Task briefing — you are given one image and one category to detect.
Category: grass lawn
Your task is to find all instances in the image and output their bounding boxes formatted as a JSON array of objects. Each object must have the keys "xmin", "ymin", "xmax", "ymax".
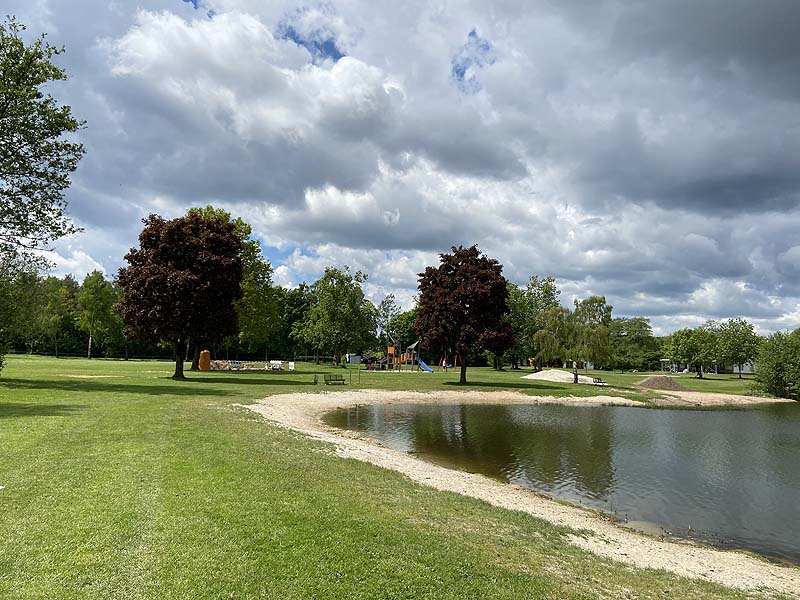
[
  {"xmin": 574, "ymin": 369, "xmax": 758, "ymax": 395},
  {"xmin": 0, "ymin": 356, "xmax": 775, "ymax": 599}
]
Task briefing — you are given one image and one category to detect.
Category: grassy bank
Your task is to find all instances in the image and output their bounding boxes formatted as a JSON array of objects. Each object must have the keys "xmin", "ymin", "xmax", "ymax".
[{"xmin": 0, "ymin": 356, "xmax": 778, "ymax": 598}]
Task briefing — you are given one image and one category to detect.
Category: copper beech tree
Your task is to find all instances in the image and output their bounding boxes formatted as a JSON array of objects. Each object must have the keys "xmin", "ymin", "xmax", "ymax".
[
  {"xmin": 117, "ymin": 213, "xmax": 243, "ymax": 379},
  {"xmin": 415, "ymin": 245, "xmax": 512, "ymax": 384}
]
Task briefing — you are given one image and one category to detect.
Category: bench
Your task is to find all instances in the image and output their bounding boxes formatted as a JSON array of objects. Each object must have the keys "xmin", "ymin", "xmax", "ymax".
[
  {"xmin": 592, "ymin": 377, "xmax": 607, "ymax": 386},
  {"xmin": 324, "ymin": 374, "xmax": 346, "ymax": 385}
]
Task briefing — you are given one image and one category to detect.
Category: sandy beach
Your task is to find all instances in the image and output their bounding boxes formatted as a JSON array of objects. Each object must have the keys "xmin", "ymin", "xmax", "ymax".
[{"xmin": 244, "ymin": 389, "xmax": 799, "ymax": 597}]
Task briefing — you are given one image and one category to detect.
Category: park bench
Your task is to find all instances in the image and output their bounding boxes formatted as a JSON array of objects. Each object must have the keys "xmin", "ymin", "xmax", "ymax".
[
  {"xmin": 592, "ymin": 377, "xmax": 607, "ymax": 386},
  {"xmin": 324, "ymin": 374, "xmax": 346, "ymax": 385}
]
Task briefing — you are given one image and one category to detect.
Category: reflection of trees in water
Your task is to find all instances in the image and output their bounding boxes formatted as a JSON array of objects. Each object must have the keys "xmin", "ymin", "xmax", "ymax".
[
  {"xmin": 510, "ymin": 408, "xmax": 614, "ymax": 499},
  {"xmin": 408, "ymin": 405, "xmax": 516, "ymax": 480},
  {"xmin": 408, "ymin": 405, "xmax": 615, "ymax": 499}
]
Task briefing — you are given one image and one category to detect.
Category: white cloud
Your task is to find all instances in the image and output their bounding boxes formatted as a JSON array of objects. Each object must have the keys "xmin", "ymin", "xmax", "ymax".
[{"xmin": 4, "ymin": 0, "xmax": 800, "ymax": 333}]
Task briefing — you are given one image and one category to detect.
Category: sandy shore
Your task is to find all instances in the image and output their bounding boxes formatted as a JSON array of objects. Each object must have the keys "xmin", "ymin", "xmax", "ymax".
[
  {"xmin": 650, "ymin": 390, "xmax": 796, "ymax": 407},
  {"xmin": 244, "ymin": 389, "xmax": 799, "ymax": 597}
]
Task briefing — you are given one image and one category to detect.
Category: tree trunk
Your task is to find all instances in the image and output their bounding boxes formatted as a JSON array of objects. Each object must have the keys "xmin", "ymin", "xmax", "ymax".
[
  {"xmin": 54, "ymin": 336, "xmax": 59, "ymax": 359},
  {"xmin": 173, "ymin": 340, "xmax": 187, "ymax": 380},
  {"xmin": 697, "ymin": 364, "xmax": 704, "ymax": 379},
  {"xmin": 573, "ymin": 366, "xmax": 578, "ymax": 384},
  {"xmin": 190, "ymin": 345, "xmax": 201, "ymax": 371},
  {"xmin": 87, "ymin": 310, "xmax": 95, "ymax": 359},
  {"xmin": 459, "ymin": 361, "xmax": 468, "ymax": 385},
  {"xmin": 738, "ymin": 363, "xmax": 743, "ymax": 379}
]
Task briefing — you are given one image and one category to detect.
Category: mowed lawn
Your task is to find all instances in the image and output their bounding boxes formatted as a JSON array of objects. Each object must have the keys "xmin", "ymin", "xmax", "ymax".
[{"xmin": 0, "ymin": 356, "xmax": 765, "ymax": 599}]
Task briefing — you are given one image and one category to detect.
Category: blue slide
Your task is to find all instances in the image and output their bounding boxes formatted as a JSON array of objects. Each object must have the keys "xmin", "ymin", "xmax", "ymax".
[{"xmin": 418, "ymin": 359, "xmax": 433, "ymax": 373}]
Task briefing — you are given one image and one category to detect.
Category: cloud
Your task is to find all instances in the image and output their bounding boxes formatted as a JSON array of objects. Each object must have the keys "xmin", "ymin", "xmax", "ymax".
[{"xmin": 5, "ymin": 0, "xmax": 800, "ymax": 333}]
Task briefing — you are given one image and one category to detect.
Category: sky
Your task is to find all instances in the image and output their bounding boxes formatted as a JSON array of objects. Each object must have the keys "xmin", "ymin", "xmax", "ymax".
[{"xmin": 8, "ymin": 0, "xmax": 800, "ymax": 335}]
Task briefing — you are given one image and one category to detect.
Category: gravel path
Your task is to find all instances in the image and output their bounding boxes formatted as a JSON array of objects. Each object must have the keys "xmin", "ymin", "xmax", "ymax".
[{"xmin": 244, "ymin": 389, "xmax": 799, "ymax": 597}]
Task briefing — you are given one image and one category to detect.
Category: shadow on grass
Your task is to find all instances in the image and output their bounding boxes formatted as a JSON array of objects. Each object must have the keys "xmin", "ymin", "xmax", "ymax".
[
  {"xmin": 190, "ymin": 376, "xmax": 309, "ymax": 386},
  {"xmin": 0, "ymin": 378, "xmax": 234, "ymax": 396},
  {"xmin": 0, "ymin": 402, "xmax": 86, "ymax": 418},
  {"xmin": 0, "ymin": 375, "xmax": 311, "ymax": 396}
]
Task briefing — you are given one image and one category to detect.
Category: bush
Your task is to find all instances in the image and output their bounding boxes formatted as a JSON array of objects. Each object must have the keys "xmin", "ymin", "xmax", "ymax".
[{"xmin": 755, "ymin": 329, "xmax": 800, "ymax": 400}]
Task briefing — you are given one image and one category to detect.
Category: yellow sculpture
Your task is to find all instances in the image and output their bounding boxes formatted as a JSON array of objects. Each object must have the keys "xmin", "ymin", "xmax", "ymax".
[{"xmin": 199, "ymin": 349, "xmax": 211, "ymax": 371}]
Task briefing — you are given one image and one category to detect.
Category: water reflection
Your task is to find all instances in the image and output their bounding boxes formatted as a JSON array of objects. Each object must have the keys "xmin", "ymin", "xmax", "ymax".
[{"xmin": 324, "ymin": 402, "xmax": 800, "ymax": 563}]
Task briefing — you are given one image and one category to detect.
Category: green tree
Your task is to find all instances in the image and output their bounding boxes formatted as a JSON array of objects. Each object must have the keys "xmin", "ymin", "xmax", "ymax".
[
  {"xmin": 77, "ymin": 271, "xmax": 116, "ymax": 359},
  {"xmin": 273, "ymin": 284, "xmax": 312, "ymax": 358},
  {"xmin": 666, "ymin": 323, "xmax": 717, "ymax": 378},
  {"xmin": 755, "ymin": 329, "xmax": 800, "ymax": 399},
  {"xmin": 506, "ymin": 276, "xmax": 562, "ymax": 370},
  {"xmin": 504, "ymin": 283, "xmax": 528, "ymax": 369},
  {"xmin": 7, "ymin": 270, "xmax": 45, "ymax": 352},
  {"xmin": 415, "ymin": 245, "xmax": 511, "ymax": 384},
  {"xmin": 572, "ymin": 296, "xmax": 613, "ymax": 369},
  {"xmin": 610, "ymin": 316, "xmax": 655, "ymax": 373},
  {"xmin": 377, "ymin": 293, "xmax": 401, "ymax": 341},
  {"xmin": 387, "ymin": 308, "xmax": 418, "ymax": 349},
  {"xmin": 294, "ymin": 266, "xmax": 377, "ymax": 366},
  {"xmin": 117, "ymin": 213, "xmax": 244, "ymax": 379},
  {"xmin": 533, "ymin": 305, "xmax": 575, "ymax": 367},
  {"xmin": 39, "ymin": 276, "xmax": 76, "ymax": 358},
  {"xmin": 718, "ymin": 317, "xmax": 760, "ymax": 378},
  {"xmin": 525, "ymin": 276, "xmax": 561, "ymax": 367},
  {"xmin": 0, "ymin": 17, "xmax": 84, "ymax": 269}
]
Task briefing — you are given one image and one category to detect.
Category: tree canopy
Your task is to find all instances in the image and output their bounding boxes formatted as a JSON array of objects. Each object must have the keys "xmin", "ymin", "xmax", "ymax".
[
  {"xmin": 117, "ymin": 212, "xmax": 243, "ymax": 379},
  {"xmin": 185, "ymin": 206, "xmax": 278, "ymax": 361},
  {"xmin": 666, "ymin": 323, "xmax": 718, "ymax": 377},
  {"xmin": 0, "ymin": 17, "xmax": 84, "ymax": 271},
  {"xmin": 755, "ymin": 328, "xmax": 800, "ymax": 400},
  {"xmin": 610, "ymin": 316, "xmax": 656, "ymax": 373},
  {"xmin": 76, "ymin": 270, "xmax": 117, "ymax": 359},
  {"xmin": 387, "ymin": 308, "xmax": 418, "ymax": 349},
  {"xmin": 293, "ymin": 266, "xmax": 376, "ymax": 365},
  {"xmin": 718, "ymin": 317, "xmax": 760, "ymax": 378},
  {"xmin": 415, "ymin": 245, "xmax": 510, "ymax": 384}
]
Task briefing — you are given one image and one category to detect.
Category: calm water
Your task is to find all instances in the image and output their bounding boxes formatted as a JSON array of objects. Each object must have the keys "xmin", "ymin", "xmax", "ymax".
[{"xmin": 324, "ymin": 403, "xmax": 800, "ymax": 563}]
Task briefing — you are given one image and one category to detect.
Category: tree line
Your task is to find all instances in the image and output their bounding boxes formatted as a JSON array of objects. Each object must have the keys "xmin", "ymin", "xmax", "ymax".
[{"xmin": 1, "ymin": 224, "xmax": 783, "ymax": 387}]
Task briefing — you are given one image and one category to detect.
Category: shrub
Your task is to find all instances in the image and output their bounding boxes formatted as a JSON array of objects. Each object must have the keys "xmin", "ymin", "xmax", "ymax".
[{"xmin": 755, "ymin": 329, "xmax": 800, "ymax": 400}]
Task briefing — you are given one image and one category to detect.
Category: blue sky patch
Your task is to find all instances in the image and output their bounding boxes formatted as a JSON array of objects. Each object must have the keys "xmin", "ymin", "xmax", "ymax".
[
  {"xmin": 181, "ymin": 0, "xmax": 215, "ymax": 19},
  {"xmin": 451, "ymin": 29, "xmax": 495, "ymax": 93},
  {"xmin": 276, "ymin": 7, "xmax": 345, "ymax": 63}
]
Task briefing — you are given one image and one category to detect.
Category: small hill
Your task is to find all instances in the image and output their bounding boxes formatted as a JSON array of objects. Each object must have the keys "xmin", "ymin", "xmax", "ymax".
[{"xmin": 637, "ymin": 375, "xmax": 690, "ymax": 391}]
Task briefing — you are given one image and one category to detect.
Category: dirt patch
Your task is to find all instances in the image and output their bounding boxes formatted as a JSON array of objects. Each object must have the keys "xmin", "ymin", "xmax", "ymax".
[
  {"xmin": 637, "ymin": 375, "xmax": 690, "ymax": 391},
  {"xmin": 243, "ymin": 390, "xmax": 800, "ymax": 597}
]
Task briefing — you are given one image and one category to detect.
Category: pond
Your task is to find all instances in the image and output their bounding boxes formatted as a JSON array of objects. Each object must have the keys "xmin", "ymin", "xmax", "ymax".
[{"xmin": 323, "ymin": 402, "xmax": 800, "ymax": 563}]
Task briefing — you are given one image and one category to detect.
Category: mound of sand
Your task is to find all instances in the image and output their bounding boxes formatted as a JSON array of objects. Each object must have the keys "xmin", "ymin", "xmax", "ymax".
[
  {"xmin": 521, "ymin": 369, "xmax": 596, "ymax": 385},
  {"xmin": 637, "ymin": 375, "xmax": 690, "ymax": 391}
]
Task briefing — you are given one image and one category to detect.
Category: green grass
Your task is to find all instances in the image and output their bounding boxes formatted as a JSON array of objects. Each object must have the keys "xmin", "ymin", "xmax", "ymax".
[
  {"xmin": 0, "ymin": 356, "xmax": 782, "ymax": 599},
  {"xmin": 574, "ymin": 369, "xmax": 758, "ymax": 396}
]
